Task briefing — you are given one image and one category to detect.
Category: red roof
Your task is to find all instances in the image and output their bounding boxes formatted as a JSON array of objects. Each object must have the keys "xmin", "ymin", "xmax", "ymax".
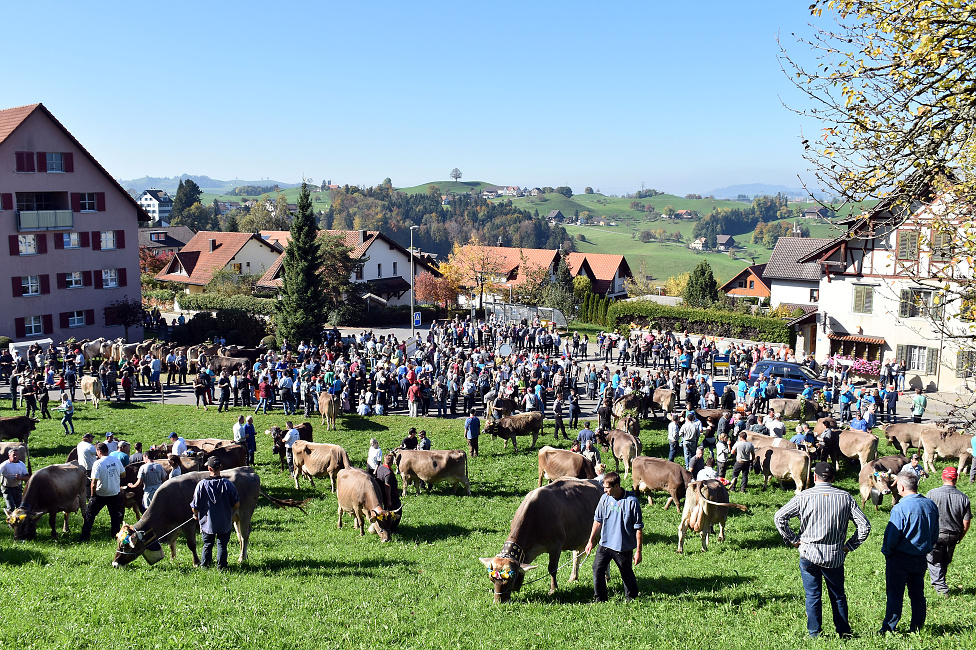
[
  {"xmin": 155, "ymin": 231, "xmax": 279, "ymax": 286},
  {"xmin": 0, "ymin": 103, "xmax": 150, "ymax": 221},
  {"xmin": 565, "ymin": 252, "xmax": 631, "ymax": 294},
  {"xmin": 457, "ymin": 246, "xmax": 560, "ymax": 288},
  {"xmin": 719, "ymin": 264, "xmax": 770, "ymax": 293}
]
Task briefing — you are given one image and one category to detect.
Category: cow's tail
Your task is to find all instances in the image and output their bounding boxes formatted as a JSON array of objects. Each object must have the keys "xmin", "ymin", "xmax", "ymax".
[
  {"xmin": 259, "ymin": 490, "xmax": 311, "ymax": 514},
  {"xmin": 341, "ymin": 447, "xmax": 353, "ymax": 470}
]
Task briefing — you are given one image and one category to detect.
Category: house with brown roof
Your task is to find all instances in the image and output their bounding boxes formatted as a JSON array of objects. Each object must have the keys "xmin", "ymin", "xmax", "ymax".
[
  {"xmin": 565, "ymin": 252, "xmax": 632, "ymax": 298},
  {"xmin": 451, "ymin": 245, "xmax": 560, "ymax": 303},
  {"xmin": 719, "ymin": 264, "xmax": 770, "ymax": 299},
  {"xmin": 255, "ymin": 229, "xmax": 439, "ymax": 306},
  {"xmin": 1, "ymin": 103, "xmax": 148, "ymax": 343},
  {"xmin": 155, "ymin": 231, "xmax": 281, "ymax": 293}
]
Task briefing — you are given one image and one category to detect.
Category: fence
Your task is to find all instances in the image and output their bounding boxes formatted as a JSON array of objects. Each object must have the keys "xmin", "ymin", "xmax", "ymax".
[{"xmin": 484, "ymin": 303, "xmax": 568, "ymax": 328}]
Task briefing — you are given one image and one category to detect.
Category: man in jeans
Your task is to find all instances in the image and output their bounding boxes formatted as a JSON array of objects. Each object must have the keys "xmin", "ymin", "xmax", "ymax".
[
  {"xmin": 190, "ymin": 456, "xmax": 240, "ymax": 569},
  {"xmin": 775, "ymin": 462, "xmax": 871, "ymax": 639},
  {"xmin": 79, "ymin": 442, "xmax": 125, "ymax": 541},
  {"xmin": 729, "ymin": 430, "xmax": 755, "ymax": 493}
]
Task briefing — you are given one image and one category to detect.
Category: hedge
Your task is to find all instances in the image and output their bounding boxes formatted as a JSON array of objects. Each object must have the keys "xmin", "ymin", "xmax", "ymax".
[
  {"xmin": 143, "ymin": 289, "xmax": 175, "ymax": 303},
  {"xmin": 607, "ymin": 299, "xmax": 795, "ymax": 345},
  {"xmin": 175, "ymin": 294, "xmax": 277, "ymax": 315}
]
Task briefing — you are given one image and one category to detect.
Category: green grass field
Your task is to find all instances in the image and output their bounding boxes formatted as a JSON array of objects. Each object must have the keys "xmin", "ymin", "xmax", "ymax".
[
  {"xmin": 395, "ymin": 180, "xmax": 498, "ymax": 196},
  {"xmin": 1, "ymin": 397, "xmax": 973, "ymax": 649}
]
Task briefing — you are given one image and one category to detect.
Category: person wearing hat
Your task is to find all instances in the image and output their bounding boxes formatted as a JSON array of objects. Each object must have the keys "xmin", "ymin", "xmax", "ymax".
[
  {"xmin": 924, "ymin": 466, "xmax": 971, "ymax": 596},
  {"xmin": 76, "ymin": 433, "xmax": 98, "ymax": 477},
  {"xmin": 190, "ymin": 456, "xmax": 240, "ymax": 569},
  {"xmin": 103, "ymin": 433, "xmax": 118, "ymax": 454},
  {"xmin": 79, "ymin": 442, "xmax": 125, "ymax": 542},
  {"xmin": 168, "ymin": 433, "xmax": 188, "ymax": 456},
  {"xmin": 774, "ymin": 462, "xmax": 871, "ymax": 639}
]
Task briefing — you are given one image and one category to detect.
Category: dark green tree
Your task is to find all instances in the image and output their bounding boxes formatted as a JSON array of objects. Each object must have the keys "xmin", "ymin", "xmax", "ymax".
[
  {"xmin": 684, "ymin": 260, "xmax": 719, "ymax": 308},
  {"xmin": 275, "ymin": 182, "xmax": 327, "ymax": 343},
  {"xmin": 171, "ymin": 178, "xmax": 202, "ymax": 223}
]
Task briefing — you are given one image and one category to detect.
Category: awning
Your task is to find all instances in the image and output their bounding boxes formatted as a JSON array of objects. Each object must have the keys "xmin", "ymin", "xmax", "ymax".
[
  {"xmin": 827, "ymin": 333, "xmax": 885, "ymax": 345},
  {"xmin": 364, "ymin": 277, "xmax": 411, "ymax": 294}
]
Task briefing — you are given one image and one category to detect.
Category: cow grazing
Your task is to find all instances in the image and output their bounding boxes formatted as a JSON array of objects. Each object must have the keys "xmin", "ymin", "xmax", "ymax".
[
  {"xmin": 0, "ymin": 415, "xmax": 38, "ymax": 445},
  {"xmin": 630, "ymin": 457, "xmax": 694, "ymax": 510},
  {"xmin": 318, "ymin": 393, "xmax": 338, "ymax": 430},
  {"xmin": 880, "ymin": 422, "xmax": 928, "ymax": 456},
  {"xmin": 838, "ymin": 429, "xmax": 879, "ymax": 467},
  {"xmin": 292, "ymin": 440, "xmax": 352, "ymax": 491},
  {"xmin": 268, "ymin": 423, "xmax": 314, "ymax": 472},
  {"xmin": 0, "ymin": 442, "xmax": 31, "ymax": 473},
  {"xmin": 336, "ymin": 468, "xmax": 400, "ymax": 542},
  {"xmin": 920, "ymin": 428, "xmax": 975, "ymax": 475},
  {"xmin": 485, "ymin": 412, "xmax": 543, "ymax": 451},
  {"xmin": 614, "ymin": 415, "xmax": 640, "ymax": 439},
  {"xmin": 677, "ymin": 479, "xmax": 747, "ymax": 553},
  {"xmin": 857, "ymin": 455, "xmax": 909, "ymax": 510},
  {"xmin": 395, "ymin": 449, "xmax": 470, "ymax": 496},
  {"xmin": 480, "ymin": 478, "xmax": 603, "ymax": 602},
  {"xmin": 200, "ymin": 443, "xmax": 247, "ymax": 471},
  {"xmin": 768, "ymin": 398, "xmax": 817, "ymax": 421},
  {"xmin": 6, "ymin": 463, "xmax": 87, "ymax": 540},
  {"xmin": 112, "ymin": 467, "xmax": 305, "ymax": 567},
  {"xmin": 753, "ymin": 447, "xmax": 812, "ymax": 494},
  {"xmin": 80, "ymin": 375, "xmax": 101, "ymax": 408},
  {"xmin": 537, "ymin": 446, "xmax": 597, "ymax": 487},
  {"xmin": 601, "ymin": 429, "xmax": 642, "ymax": 478}
]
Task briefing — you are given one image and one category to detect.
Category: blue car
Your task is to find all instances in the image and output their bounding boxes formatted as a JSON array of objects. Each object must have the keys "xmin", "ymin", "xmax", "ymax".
[{"xmin": 747, "ymin": 361, "xmax": 826, "ymax": 398}]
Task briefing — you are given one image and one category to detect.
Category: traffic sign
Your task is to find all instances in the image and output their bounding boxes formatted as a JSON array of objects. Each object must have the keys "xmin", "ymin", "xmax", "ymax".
[{"xmin": 414, "ymin": 311, "xmax": 421, "ymax": 327}]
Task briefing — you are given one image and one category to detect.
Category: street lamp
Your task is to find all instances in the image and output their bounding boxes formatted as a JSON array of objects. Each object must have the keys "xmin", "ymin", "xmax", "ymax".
[{"xmin": 410, "ymin": 225, "xmax": 419, "ymax": 342}]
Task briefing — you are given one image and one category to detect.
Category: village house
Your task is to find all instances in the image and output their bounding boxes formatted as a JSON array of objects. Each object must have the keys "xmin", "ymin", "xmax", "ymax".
[
  {"xmin": 137, "ymin": 225, "xmax": 195, "ymax": 256},
  {"xmin": 566, "ymin": 252, "xmax": 632, "ymax": 299},
  {"xmin": 719, "ymin": 264, "xmax": 770, "ymax": 299},
  {"xmin": 137, "ymin": 189, "xmax": 173, "ymax": 226},
  {"xmin": 688, "ymin": 237, "xmax": 707, "ymax": 251},
  {"xmin": 155, "ymin": 231, "xmax": 281, "ymax": 294},
  {"xmin": 716, "ymin": 234, "xmax": 736, "ymax": 251}
]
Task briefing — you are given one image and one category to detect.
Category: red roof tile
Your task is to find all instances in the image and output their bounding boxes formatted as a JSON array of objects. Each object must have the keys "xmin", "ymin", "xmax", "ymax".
[
  {"xmin": 155, "ymin": 231, "xmax": 278, "ymax": 286},
  {"xmin": 566, "ymin": 252, "xmax": 631, "ymax": 283}
]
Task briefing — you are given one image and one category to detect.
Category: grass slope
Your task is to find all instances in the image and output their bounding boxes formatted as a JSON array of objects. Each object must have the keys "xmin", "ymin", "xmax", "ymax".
[
  {"xmin": 199, "ymin": 187, "xmax": 333, "ymax": 209},
  {"xmin": 396, "ymin": 180, "xmax": 497, "ymax": 195},
  {"xmin": 1, "ymin": 398, "xmax": 973, "ymax": 649}
]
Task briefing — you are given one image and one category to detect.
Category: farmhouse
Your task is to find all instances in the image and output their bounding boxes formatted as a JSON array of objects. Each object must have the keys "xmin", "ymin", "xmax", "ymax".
[
  {"xmin": 566, "ymin": 252, "xmax": 632, "ymax": 298},
  {"xmin": 546, "ymin": 210, "xmax": 564, "ymax": 222},
  {"xmin": 716, "ymin": 234, "xmax": 736, "ymax": 250},
  {"xmin": 719, "ymin": 264, "xmax": 769, "ymax": 299},
  {"xmin": 688, "ymin": 237, "xmax": 707, "ymax": 251},
  {"xmin": 256, "ymin": 229, "xmax": 438, "ymax": 306},
  {"xmin": 764, "ymin": 237, "xmax": 831, "ymax": 307},
  {"xmin": 450, "ymin": 245, "xmax": 560, "ymax": 305},
  {"xmin": 155, "ymin": 231, "xmax": 281, "ymax": 294},
  {"xmin": 1, "ymin": 103, "xmax": 148, "ymax": 343}
]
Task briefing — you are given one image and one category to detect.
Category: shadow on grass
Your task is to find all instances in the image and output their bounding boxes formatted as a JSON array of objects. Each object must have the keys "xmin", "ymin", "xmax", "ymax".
[
  {"xmin": 240, "ymin": 556, "xmax": 416, "ymax": 576},
  {"xmin": 396, "ymin": 522, "xmax": 483, "ymax": 543},
  {"xmin": 0, "ymin": 546, "xmax": 47, "ymax": 565},
  {"xmin": 337, "ymin": 417, "xmax": 389, "ymax": 433}
]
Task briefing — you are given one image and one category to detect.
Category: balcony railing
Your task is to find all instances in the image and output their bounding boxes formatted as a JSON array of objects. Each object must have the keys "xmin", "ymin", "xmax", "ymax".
[{"xmin": 17, "ymin": 210, "xmax": 74, "ymax": 231}]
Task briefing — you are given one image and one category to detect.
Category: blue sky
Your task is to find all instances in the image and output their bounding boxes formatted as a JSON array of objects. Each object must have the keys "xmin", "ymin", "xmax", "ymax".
[{"xmin": 3, "ymin": 1, "xmax": 825, "ymax": 195}]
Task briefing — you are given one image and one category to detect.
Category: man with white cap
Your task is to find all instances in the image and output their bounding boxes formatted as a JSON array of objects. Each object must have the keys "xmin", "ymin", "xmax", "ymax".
[{"xmin": 925, "ymin": 466, "xmax": 971, "ymax": 595}]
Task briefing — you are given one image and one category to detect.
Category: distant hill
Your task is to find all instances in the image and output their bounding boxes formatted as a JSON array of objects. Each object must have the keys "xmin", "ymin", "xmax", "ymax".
[
  {"xmin": 706, "ymin": 183, "xmax": 826, "ymax": 201},
  {"xmin": 395, "ymin": 180, "xmax": 499, "ymax": 195},
  {"xmin": 119, "ymin": 175, "xmax": 302, "ymax": 194}
]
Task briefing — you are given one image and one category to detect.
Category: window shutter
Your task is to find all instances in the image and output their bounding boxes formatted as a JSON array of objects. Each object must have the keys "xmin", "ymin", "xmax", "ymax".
[
  {"xmin": 8, "ymin": 235, "xmax": 19, "ymax": 256},
  {"xmin": 897, "ymin": 232, "xmax": 908, "ymax": 260},
  {"xmin": 42, "ymin": 314, "xmax": 53, "ymax": 335},
  {"xmin": 11, "ymin": 276, "xmax": 22, "ymax": 298},
  {"xmin": 852, "ymin": 287, "xmax": 863, "ymax": 313},
  {"xmin": 15, "ymin": 151, "xmax": 35, "ymax": 172},
  {"xmin": 94, "ymin": 271, "xmax": 103, "ymax": 289},
  {"xmin": 63, "ymin": 152, "xmax": 73, "ymax": 172},
  {"xmin": 926, "ymin": 347, "xmax": 939, "ymax": 375},
  {"xmin": 118, "ymin": 268, "xmax": 127, "ymax": 287},
  {"xmin": 37, "ymin": 234, "xmax": 47, "ymax": 254},
  {"xmin": 36, "ymin": 152, "xmax": 47, "ymax": 173},
  {"xmin": 57, "ymin": 273, "xmax": 67, "ymax": 290},
  {"xmin": 15, "ymin": 152, "xmax": 26, "ymax": 172},
  {"xmin": 40, "ymin": 275, "xmax": 50, "ymax": 295},
  {"xmin": 863, "ymin": 287, "xmax": 873, "ymax": 313},
  {"xmin": 84, "ymin": 309, "xmax": 95, "ymax": 326},
  {"xmin": 14, "ymin": 318, "xmax": 26, "ymax": 339},
  {"xmin": 60, "ymin": 312, "xmax": 70, "ymax": 329},
  {"xmin": 96, "ymin": 193, "xmax": 106, "ymax": 212},
  {"xmin": 0, "ymin": 194, "xmax": 11, "ymax": 210},
  {"xmin": 70, "ymin": 193, "xmax": 81, "ymax": 212},
  {"xmin": 957, "ymin": 351, "xmax": 968, "ymax": 378},
  {"xmin": 91, "ymin": 231, "xmax": 101, "ymax": 251},
  {"xmin": 899, "ymin": 289, "xmax": 911, "ymax": 318},
  {"xmin": 895, "ymin": 344, "xmax": 906, "ymax": 365},
  {"xmin": 54, "ymin": 234, "xmax": 64, "ymax": 250},
  {"xmin": 80, "ymin": 231, "xmax": 90, "ymax": 248},
  {"xmin": 82, "ymin": 271, "xmax": 92, "ymax": 287},
  {"xmin": 115, "ymin": 230, "xmax": 125, "ymax": 249}
]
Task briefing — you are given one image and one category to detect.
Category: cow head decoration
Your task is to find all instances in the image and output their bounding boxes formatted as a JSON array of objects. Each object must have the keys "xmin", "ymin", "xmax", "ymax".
[
  {"xmin": 480, "ymin": 541, "xmax": 538, "ymax": 603},
  {"xmin": 112, "ymin": 523, "xmax": 165, "ymax": 567},
  {"xmin": 366, "ymin": 507, "xmax": 401, "ymax": 542},
  {"xmin": 6, "ymin": 506, "xmax": 44, "ymax": 541}
]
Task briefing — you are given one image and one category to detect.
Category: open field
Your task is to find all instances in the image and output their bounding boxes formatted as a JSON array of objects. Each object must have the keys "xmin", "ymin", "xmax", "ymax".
[
  {"xmin": 199, "ymin": 186, "xmax": 333, "ymax": 208},
  {"xmin": 396, "ymin": 180, "xmax": 498, "ymax": 196},
  {"xmin": 1, "ymin": 398, "xmax": 973, "ymax": 649}
]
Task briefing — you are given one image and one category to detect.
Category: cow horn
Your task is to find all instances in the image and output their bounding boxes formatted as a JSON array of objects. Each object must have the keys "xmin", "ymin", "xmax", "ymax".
[{"xmin": 392, "ymin": 506, "xmax": 403, "ymax": 514}]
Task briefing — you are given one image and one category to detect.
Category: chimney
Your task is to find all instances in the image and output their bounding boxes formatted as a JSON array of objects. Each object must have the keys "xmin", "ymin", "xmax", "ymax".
[
  {"xmin": 359, "ymin": 229, "xmax": 368, "ymax": 244},
  {"xmin": 208, "ymin": 238, "xmax": 216, "ymax": 253}
]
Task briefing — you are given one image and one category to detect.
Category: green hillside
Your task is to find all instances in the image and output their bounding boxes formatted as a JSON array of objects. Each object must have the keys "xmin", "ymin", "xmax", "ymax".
[
  {"xmin": 200, "ymin": 186, "xmax": 332, "ymax": 208},
  {"xmin": 395, "ymin": 180, "xmax": 497, "ymax": 195}
]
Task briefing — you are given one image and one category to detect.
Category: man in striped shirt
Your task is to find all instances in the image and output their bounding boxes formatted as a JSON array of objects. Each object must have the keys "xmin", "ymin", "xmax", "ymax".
[{"xmin": 774, "ymin": 462, "xmax": 872, "ymax": 639}]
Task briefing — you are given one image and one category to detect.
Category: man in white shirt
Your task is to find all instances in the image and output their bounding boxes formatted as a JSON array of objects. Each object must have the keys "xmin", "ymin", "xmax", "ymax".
[
  {"xmin": 79, "ymin": 442, "xmax": 124, "ymax": 541},
  {"xmin": 233, "ymin": 415, "xmax": 246, "ymax": 444},
  {"xmin": 76, "ymin": 433, "xmax": 98, "ymax": 477},
  {"xmin": 282, "ymin": 421, "xmax": 300, "ymax": 474},
  {"xmin": 767, "ymin": 412, "xmax": 786, "ymax": 438},
  {"xmin": 168, "ymin": 432, "xmax": 188, "ymax": 456},
  {"xmin": 0, "ymin": 449, "xmax": 30, "ymax": 514},
  {"xmin": 104, "ymin": 432, "xmax": 119, "ymax": 453}
]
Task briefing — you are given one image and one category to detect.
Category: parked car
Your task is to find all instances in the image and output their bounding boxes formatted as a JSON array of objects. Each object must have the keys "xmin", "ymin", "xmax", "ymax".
[{"xmin": 747, "ymin": 360, "xmax": 827, "ymax": 398}]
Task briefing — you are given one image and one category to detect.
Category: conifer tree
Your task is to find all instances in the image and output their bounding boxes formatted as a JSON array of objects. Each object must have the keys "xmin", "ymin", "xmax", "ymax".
[{"xmin": 275, "ymin": 181, "xmax": 326, "ymax": 343}]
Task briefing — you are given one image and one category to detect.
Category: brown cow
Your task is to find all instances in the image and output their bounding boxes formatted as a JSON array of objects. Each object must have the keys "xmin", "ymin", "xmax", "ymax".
[
  {"xmin": 292, "ymin": 440, "xmax": 352, "ymax": 491},
  {"xmin": 768, "ymin": 398, "xmax": 817, "ymax": 421},
  {"xmin": 0, "ymin": 442, "xmax": 31, "ymax": 473},
  {"xmin": 0, "ymin": 416, "xmax": 37, "ymax": 445},
  {"xmin": 267, "ymin": 424, "xmax": 314, "ymax": 472},
  {"xmin": 920, "ymin": 428, "xmax": 975, "ymax": 475},
  {"xmin": 694, "ymin": 408, "xmax": 726, "ymax": 423},
  {"xmin": 601, "ymin": 429, "xmax": 642, "ymax": 478},
  {"xmin": 612, "ymin": 393, "xmax": 644, "ymax": 419},
  {"xmin": 5, "ymin": 463, "xmax": 87, "ymax": 540},
  {"xmin": 480, "ymin": 478, "xmax": 603, "ymax": 602},
  {"xmin": 537, "ymin": 446, "xmax": 597, "ymax": 486},
  {"xmin": 650, "ymin": 389, "xmax": 677, "ymax": 417},
  {"xmin": 838, "ymin": 429, "xmax": 879, "ymax": 467},
  {"xmin": 880, "ymin": 422, "xmax": 928, "ymax": 456},
  {"xmin": 753, "ymin": 447, "xmax": 811, "ymax": 494},
  {"xmin": 631, "ymin": 457, "xmax": 694, "ymax": 510},
  {"xmin": 318, "ymin": 393, "xmax": 338, "ymax": 430},
  {"xmin": 209, "ymin": 356, "xmax": 249, "ymax": 375},
  {"xmin": 485, "ymin": 412, "xmax": 543, "ymax": 451},
  {"xmin": 677, "ymin": 479, "xmax": 747, "ymax": 553},
  {"xmin": 395, "ymin": 449, "xmax": 470, "ymax": 496},
  {"xmin": 614, "ymin": 415, "xmax": 640, "ymax": 439},
  {"xmin": 200, "ymin": 444, "xmax": 247, "ymax": 470},
  {"xmin": 336, "ymin": 468, "xmax": 400, "ymax": 542},
  {"xmin": 812, "ymin": 417, "xmax": 839, "ymax": 434},
  {"xmin": 746, "ymin": 431, "xmax": 799, "ymax": 450},
  {"xmin": 489, "ymin": 397, "xmax": 518, "ymax": 420},
  {"xmin": 857, "ymin": 455, "xmax": 909, "ymax": 510}
]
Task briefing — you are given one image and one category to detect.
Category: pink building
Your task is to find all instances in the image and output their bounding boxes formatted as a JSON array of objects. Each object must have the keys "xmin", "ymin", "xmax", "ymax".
[{"xmin": 1, "ymin": 104, "xmax": 148, "ymax": 343}]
